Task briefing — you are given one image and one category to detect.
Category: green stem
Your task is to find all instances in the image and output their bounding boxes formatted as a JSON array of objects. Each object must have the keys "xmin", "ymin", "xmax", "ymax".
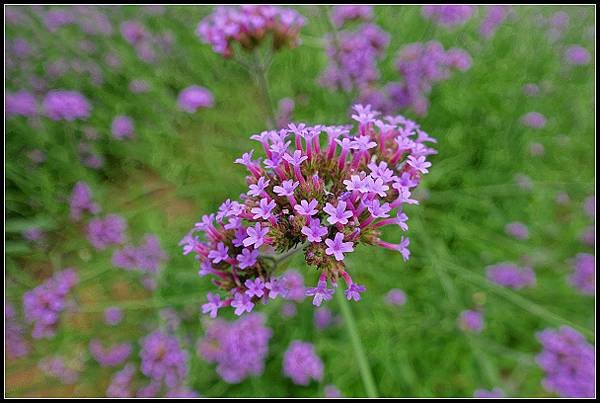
[
  {"xmin": 250, "ymin": 52, "xmax": 277, "ymax": 129},
  {"xmin": 336, "ymin": 291, "xmax": 378, "ymax": 397}
]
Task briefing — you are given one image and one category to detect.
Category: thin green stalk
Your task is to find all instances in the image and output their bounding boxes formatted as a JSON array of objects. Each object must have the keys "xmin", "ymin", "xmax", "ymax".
[
  {"xmin": 250, "ymin": 52, "xmax": 277, "ymax": 129},
  {"xmin": 336, "ymin": 290, "xmax": 379, "ymax": 398}
]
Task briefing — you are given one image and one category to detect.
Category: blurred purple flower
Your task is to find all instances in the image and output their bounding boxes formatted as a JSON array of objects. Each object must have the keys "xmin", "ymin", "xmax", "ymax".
[{"xmin": 283, "ymin": 340, "xmax": 324, "ymax": 385}]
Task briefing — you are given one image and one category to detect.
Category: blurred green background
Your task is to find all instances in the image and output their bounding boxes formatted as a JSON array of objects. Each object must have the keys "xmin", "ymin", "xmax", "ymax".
[{"xmin": 5, "ymin": 5, "xmax": 595, "ymax": 398}]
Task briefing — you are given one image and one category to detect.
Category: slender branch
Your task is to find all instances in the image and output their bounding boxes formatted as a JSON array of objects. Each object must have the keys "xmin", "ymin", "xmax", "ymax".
[
  {"xmin": 336, "ymin": 290, "xmax": 379, "ymax": 397},
  {"xmin": 250, "ymin": 51, "xmax": 277, "ymax": 129}
]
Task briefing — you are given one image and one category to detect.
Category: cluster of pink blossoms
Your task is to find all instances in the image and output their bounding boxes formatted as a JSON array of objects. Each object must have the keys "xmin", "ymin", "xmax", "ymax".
[
  {"xmin": 196, "ymin": 5, "xmax": 305, "ymax": 58},
  {"xmin": 182, "ymin": 104, "xmax": 436, "ymax": 316}
]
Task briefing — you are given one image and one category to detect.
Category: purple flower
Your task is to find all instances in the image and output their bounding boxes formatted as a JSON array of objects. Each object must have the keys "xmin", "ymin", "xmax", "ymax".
[
  {"xmin": 104, "ymin": 307, "xmax": 123, "ymax": 326},
  {"xmin": 458, "ymin": 310, "xmax": 484, "ymax": 333},
  {"xmin": 305, "ymin": 280, "xmax": 335, "ymax": 307},
  {"xmin": 5, "ymin": 302, "xmax": 29, "ymax": 359},
  {"xmin": 208, "ymin": 242, "xmax": 230, "ymax": 264},
  {"xmin": 479, "ymin": 6, "xmax": 510, "ymax": 39},
  {"xmin": 521, "ymin": 112, "xmax": 547, "ymax": 129},
  {"xmin": 505, "ymin": 222, "xmax": 529, "ymax": 240},
  {"xmin": 344, "ymin": 283, "xmax": 366, "ymax": 302},
  {"xmin": 324, "ymin": 232, "xmax": 354, "ymax": 261},
  {"xmin": 111, "ymin": 115, "xmax": 135, "ymax": 140},
  {"xmin": 38, "ymin": 356, "xmax": 80, "ymax": 385},
  {"xmin": 201, "ymin": 292, "xmax": 222, "ymax": 318},
  {"xmin": 569, "ymin": 254, "xmax": 594, "ymax": 295},
  {"xmin": 273, "ymin": 179, "xmax": 299, "ymax": 196},
  {"xmin": 245, "ymin": 278, "xmax": 266, "ymax": 298},
  {"xmin": 283, "ymin": 149, "xmax": 308, "ymax": 166},
  {"xmin": 197, "ymin": 313, "xmax": 272, "ymax": 383},
  {"xmin": 140, "ymin": 330, "xmax": 188, "ymax": 389},
  {"xmin": 295, "ymin": 199, "xmax": 319, "ymax": 217},
  {"xmin": 314, "ymin": 307, "xmax": 334, "ymax": 330},
  {"xmin": 237, "ymin": 248, "xmax": 259, "ymax": 269},
  {"xmin": 23, "ymin": 269, "xmax": 78, "ymax": 339},
  {"xmin": 231, "ymin": 292, "xmax": 255, "ymax": 316},
  {"xmin": 324, "ymin": 384, "xmax": 343, "ymax": 398},
  {"xmin": 283, "ymin": 341, "xmax": 324, "ymax": 385},
  {"xmin": 331, "ymin": 6, "xmax": 373, "ymax": 27},
  {"xmin": 178, "ymin": 85, "xmax": 214, "ymax": 112},
  {"xmin": 536, "ymin": 326, "xmax": 595, "ymax": 397},
  {"xmin": 69, "ymin": 181, "xmax": 100, "ymax": 221},
  {"xmin": 43, "ymin": 90, "xmax": 91, "ymax": 121},
  {"xmin": 6, "ymin": 90, "xmax": 37, "ymax": 118},
  {"xmin": 106, "ymin": 363, "xmax": 136, "ymax": 398},
  {"xmin": 301, "ymin": 218, "xmax": 329, "ymax": 243},
  {"xmin": 89, "ymin": 339, "xmax": 132, "ymax": 367},
  {"xmin": 323, "ymin": 201, "xmax": 353, "ymax": 225},
  {"xmin": 251, "ymin": 198, "xmax": 276, "ymax": 220},
  {"xmin": 421, "ymin": 5, "xmax": 474, "ymax": 27},
  {"xmin": 243, "ymin": 222, "xmax": 270, "ymax": 248},
  {"xmin": 486, "ymin": 263, "xmax": 536, "ymax": 289},
  {"xmin": 197, "ymin": 6, "xmax": 305, "ymax": 58},
  {"xmin": 385, "ymin": 288, "xmax": 407, "ymax": 306},
  {"xmin": 87, "ymin": 214, "xmax": 127, "ymax": 250},
  {"xmin": 565, "ymin": 45, "xmax": 591, "ymax": 66}
]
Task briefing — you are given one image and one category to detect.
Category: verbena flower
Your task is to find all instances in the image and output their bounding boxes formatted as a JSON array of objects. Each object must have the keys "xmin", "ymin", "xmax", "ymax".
[
  {"xmin": 536, "ymin": 326, "xmax": 595, "ymax": 397},
  {"xmin": 177, "ymin": 85, "xmax": 214, "ymax": 113},
  {"xmin": 106, "ymin": 363, "xmax": 136, "ymax": 398},
  {"xmin": 458, "ymin": 309, "xmax": 484, "ymax": 333},
  {"xmin": 479, "ymin": 6, "xmax": 510, "ymax": 39},
  {"xmin": 314, "ymin": 307, "xmax": 335, "ymax": 330},
  {"xmin": 385, "ymin": 288, "xmax": 407, "ymax": 306},
  {"xmin": 331, "ymin": 6, "xmax": 373, "ymax": 27},
  {"xmin": 421, "ymin": 5, "xmax": 475, "ymax": 28},
  {"xmin": 569, "ymin": 253, "xmax": 594, "ymax": 295},
  {"xmin": 183, "ymin": 104, "xmax": 436, "ymax": 316},
  {"xmin": 87, "ymin": 214, "xmax": 127, "ymax": 250},
  {"xmin": 564, "ymin": 45, "xmax": 591, "ymax": 66},
  {"xmin": 42, "ymin": 90, "xmax": 91, "ymax": 121},
  {"xmin": 111, "ymin": 115, "xmax": 135, "ymax": 140},
  {"xmin": 5, "ymin": 302, "xmax": 29, "ymax": 358},
  {"xmin": 104, "ymin": 306, "xmax": 123, "ymax": 326},
  {"xmin": 320, "ymin": 24, "xmax": 389, "ymax": 93},
  {"xmin": 5, "ymin": 90, "xmax": 37, "ymax": 118},
  {"xmin": 505, "ymin": 221, "xmax": 529, "ymax": 240},
  {"xmin": 324, "ymin": 384, "xmax": 343, "ymax": 398},
  {"xmin": 521, "ymin": 112, "xmax": 547, "ymax": 129},
  {"xmin": 89, "ymin": 340, "xmax": 132, "ymax": 367},
  {"xmin": 23, "ymin": 269, "xmax": 78, "ymax": 339},
  {"xmin": 197, "ymin": 5, "xmax": 305, "ymax": 58},
  {"xmin": 486, "ymin": 263, "xmax": 536, "ymax": 289},
  {"xmin": 197, "ymin": 313, "xmax": 272, "ymax": 383},
  {"xmin": 283, "ymin": 340, "xmax": 324, "ymax": 385},
  {"xmin": 140, "ymin": 330, "xmax": 188, "ymax": 389},
  {"xmin": 474, "ymin": 388, "xmax": 505, "ymax": 398}
]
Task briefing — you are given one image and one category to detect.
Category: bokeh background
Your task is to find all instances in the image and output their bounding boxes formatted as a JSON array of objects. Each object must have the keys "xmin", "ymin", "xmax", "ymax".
[{"xmin": 4, "ymin": 5, "xmax": 595, "ymax": 398}]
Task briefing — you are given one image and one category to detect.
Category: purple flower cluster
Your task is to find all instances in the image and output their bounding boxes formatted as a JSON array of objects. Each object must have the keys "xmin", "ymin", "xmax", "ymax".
[
  {"xmin": 276, "ymin": 97, "xmax": 296, "ymax": 128},
  {"xmin": 120, "ymin": 20, "xmax": 170, "ymax": 64},
  {"xmin": 521, "ymin": 112, "xmax": 547, "ymax": 129},
  {"xmin": 486, "ymin": 263, "xmax": 536, "ymax": 289},
  {"xmin": 569, "ymin": 253, "xmax": 594, "ymax": 296},
  {"xmin": 5, "ymin": 303, "xmax": 29, "ymax": 359},
  {"xmin": 177, "ymin": 85, "xmax": 214, "ymax": 113},
  {"xmin": 38, "ymin": 356, "xmax": 80, "ymax": 385},
  {"xmin": 421, "ymin": 5, "xmax": 475, "ymax": 28},
  {"xmin": 69, "ymin": 181, "xmax": 100, "ymax": 221},
  {"xmin": 385, "ymin": 288, "xmax": 407, "ymax": 306},
  {"xmin": 111, "ymin": 115, "xmax": 135, "ymax": 140},
  {"xmin": 6, "ymin": 90, "xmax": 37, "ymax": 118},
  {"xmin": 87, "ymin": 214, "xmax": 127, "ymax": 250},
  {"xmin": 331, "ymin": 5, "xmax": 373, "ymax": 27},
  {"xmin": 479, "ymin": 5, "xmax": 510, "ymax": 39},
  {"xmin": 106, "ymin": 363, "xmax": 136, "ymax": 398},
  {"xmin": 390, "ymin": 41, "xmax": 472, "ymax": 115},
  {"xmin": 112, "ymin": 234, "xmax": 168, "ymax": 274},
  {"xmin": 104, "ymin": 306, "xmax": 124, "ymax": 326},
  {"xmin": 197, "ymin": 5, "xmax": 306, "ymax": 58},
  {"xmin": 90, "ymin": 339, "xmax": 132, "ymax": 367},
  {"xmin": 197, "ymin": 313, "xmax": 272, "ymax": 383},
  {"xmin": 565, "ymin": 45, "xmax": 591, "ymax": 66},
  {"xmin": 23, "ymin": 269, "xmax": 78, "ymax": 339},
  {"xmin": 42, "ymin": 90, "xmax": 91, "ymax": 121},
  {"xmin": 283, "ymin": 341, "xmax": 324, "ymax": 385},
  {"xmin": 474, "ymin": 388, "xmax": 505, "ymax": 398},
  {"xmin": 458, "ymin": 309, "xmax": 484, "ymax": 333},
  {"xmin": 320, "ymin": 24, "xmax": 389, "ymax": 93},
  {"xmin": 536, "ymin": 326, "xmax": 595, "ymax": 397},
  {"xmin": 182, "ymin": 105, "xmax": 436, "ymax": 316},
  {"xmin": 505, "ymin": 221, "xmax": 529, "ymax": 240},
  {"xmin": 314, "ymin": 307, "xmax": 336, "ymax": 330},
  {"xmin": 139, "ymin": 330, "xmax": 188, "ymax": 389}
]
